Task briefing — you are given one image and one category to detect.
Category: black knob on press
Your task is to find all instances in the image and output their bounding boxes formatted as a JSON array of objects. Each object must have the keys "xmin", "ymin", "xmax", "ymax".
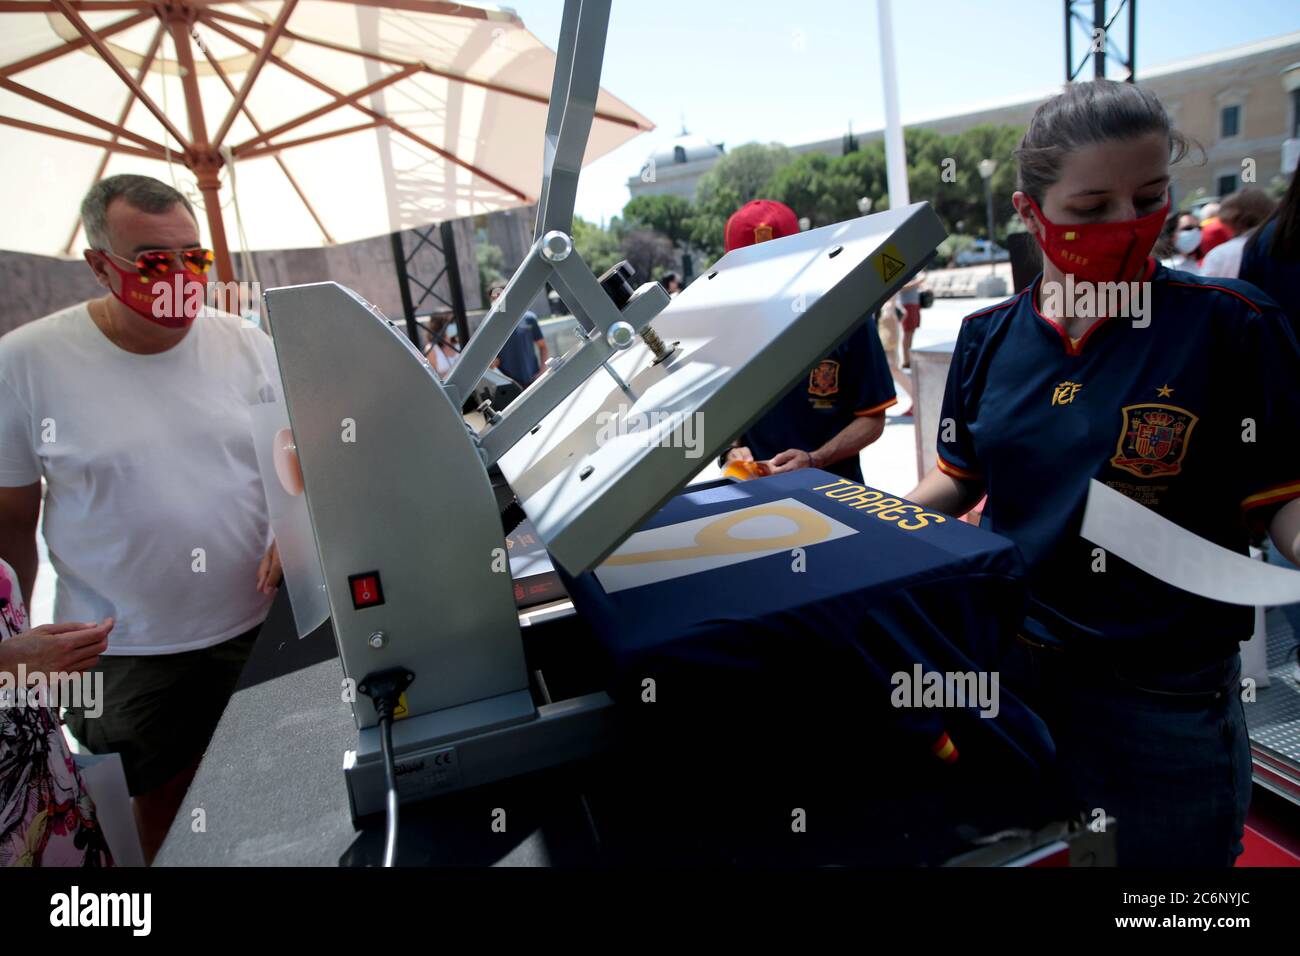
[{"xmin": 598, "ymin": 260, "xmax": 636, "ymax": 309}]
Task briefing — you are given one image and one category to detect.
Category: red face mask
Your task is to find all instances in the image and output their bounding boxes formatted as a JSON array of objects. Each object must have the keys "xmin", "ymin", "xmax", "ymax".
[
  {"xmin": 101, "ymin": 256, "xmax": 208, "ymax": 329},
  {"xmin": 1024, "ymin": 194, "xmax": 1169, "ymax": 283}
]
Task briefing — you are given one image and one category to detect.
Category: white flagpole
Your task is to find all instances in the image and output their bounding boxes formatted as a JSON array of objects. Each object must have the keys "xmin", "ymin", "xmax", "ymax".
[{"xmin": 877, "ymin": 0, "xmax": 910, "ymax": 210}]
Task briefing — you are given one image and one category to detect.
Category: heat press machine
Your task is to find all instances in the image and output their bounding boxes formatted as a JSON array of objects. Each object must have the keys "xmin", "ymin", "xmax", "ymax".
[{"xmin": 262, "ymin": 0, "xmax": 945, "ymax": 824}]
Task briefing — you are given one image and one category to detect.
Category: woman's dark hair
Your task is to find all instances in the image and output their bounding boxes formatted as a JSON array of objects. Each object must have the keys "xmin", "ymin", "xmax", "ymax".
[
  {"xmin": 1014, "ymin": 79, "xmax": 1194, "ymax": 203},
  {"xmin": 1244, "ymin": 171, "xmax": 1300, "ymax": 262}
]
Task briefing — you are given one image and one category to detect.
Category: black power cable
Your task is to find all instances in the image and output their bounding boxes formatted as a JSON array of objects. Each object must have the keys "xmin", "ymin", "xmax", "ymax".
[{"xmin": 358, "ymin": 668, "xmax": 414, "ymax": 868}]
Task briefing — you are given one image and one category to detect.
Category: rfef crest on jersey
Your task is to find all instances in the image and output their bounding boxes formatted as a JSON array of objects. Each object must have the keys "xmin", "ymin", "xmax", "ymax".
[
  {"xmin": 808, "ymin": 359, "xmax": 840, "ymax": 397},
  {"xmin": 1110, "ymin": 403, "xmax": 1197, "ymax": 478}
]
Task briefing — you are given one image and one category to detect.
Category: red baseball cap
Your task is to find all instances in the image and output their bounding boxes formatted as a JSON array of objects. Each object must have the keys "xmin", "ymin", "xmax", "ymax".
[{"xmin": 724, "ymin": 199, "xmax": 800, "ymax": 252}]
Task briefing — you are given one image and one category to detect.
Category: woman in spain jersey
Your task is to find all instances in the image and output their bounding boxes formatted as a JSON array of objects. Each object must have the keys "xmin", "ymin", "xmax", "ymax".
[{"xmin": 908, "ymin": 80, "xmax": 1300, "ymax": 866}]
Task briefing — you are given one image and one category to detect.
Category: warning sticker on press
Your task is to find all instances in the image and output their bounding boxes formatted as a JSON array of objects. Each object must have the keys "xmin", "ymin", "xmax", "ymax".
[{"xmin": 875, "ymin": 244, "xmax": 906, "ymax": 283}]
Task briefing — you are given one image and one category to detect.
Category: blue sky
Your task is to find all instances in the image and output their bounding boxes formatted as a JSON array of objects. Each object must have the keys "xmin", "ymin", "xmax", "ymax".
[{"xmin": 506, "ymin": 0, "xmax": 1299, "ymax": 222}]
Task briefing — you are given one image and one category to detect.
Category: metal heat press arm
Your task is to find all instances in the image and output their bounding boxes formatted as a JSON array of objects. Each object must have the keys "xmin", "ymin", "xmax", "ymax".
[
  {"xmin": 445, "ymin": 0, "xmax": 676, "ymax": 467},
  {"xmin": 263, "ymin": 0, "xmax": 947, "ymax": 822}
]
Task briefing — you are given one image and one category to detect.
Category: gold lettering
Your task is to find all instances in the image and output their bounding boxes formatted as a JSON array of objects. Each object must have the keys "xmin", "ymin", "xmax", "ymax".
[
  {"xmin": 811, "ymin": 479, "xmax": 854, "ymax": 492},
  {"xmin": 823, "ymin": 484, "xmax": 868, "ymax": 500}
]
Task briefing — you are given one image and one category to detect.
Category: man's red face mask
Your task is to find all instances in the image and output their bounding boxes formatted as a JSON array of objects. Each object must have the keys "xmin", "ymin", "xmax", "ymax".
[
  {"xmin": 100, "ymin": 247, "xmax": 213, "ymax": 329},
  {"xmin": 1024, "ymin": 194, "xmax": 1169, "ymax": 283}
]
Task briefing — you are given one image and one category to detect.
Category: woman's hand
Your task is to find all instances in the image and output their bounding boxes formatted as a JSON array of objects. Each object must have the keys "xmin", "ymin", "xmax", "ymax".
[{"xmin": 0, "ymin": 619, "xmax": 113, "ymax": 676}]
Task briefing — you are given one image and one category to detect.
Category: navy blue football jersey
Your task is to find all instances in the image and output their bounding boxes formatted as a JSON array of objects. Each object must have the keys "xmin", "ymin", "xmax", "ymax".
[
  {"xmin": 741, "ymin": 318, "xmax": 896, "ymax": 482},
  {"xmin": 1240, "ymin": 219, "xmax": 1300, "ymax": 329},
  {"xmin": 937, "ymin": 261, "xmax": 1300, "ymax": 661}
]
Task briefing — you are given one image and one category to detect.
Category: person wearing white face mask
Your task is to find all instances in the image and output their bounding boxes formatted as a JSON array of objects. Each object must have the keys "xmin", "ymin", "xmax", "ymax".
[{"xmin": 1163, "ymin": 211, "xmax": 1203, "ymax": 272}]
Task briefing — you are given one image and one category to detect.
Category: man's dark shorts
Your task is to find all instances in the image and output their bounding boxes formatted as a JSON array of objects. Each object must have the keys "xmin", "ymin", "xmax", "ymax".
[{"xmin": 64, "ymin": 626, "xmax": 259, "ymax": 796}]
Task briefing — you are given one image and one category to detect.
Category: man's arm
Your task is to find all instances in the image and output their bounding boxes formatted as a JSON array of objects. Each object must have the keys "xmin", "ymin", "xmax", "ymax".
[
  {"xmin": 0, "ymin": 482, "xmax": 41, "ymax": 607},
  {"xmin": 766, "ymin": 412, "xmax": 886, "ymax": 474},
  {"xmin": 812, "ymin": 412, "xmax": 886, "ymax": 469}
]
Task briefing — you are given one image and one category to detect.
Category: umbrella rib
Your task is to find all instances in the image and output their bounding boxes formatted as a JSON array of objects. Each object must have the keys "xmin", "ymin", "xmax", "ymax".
[
  {"xmin": 314, "ymin": 0, "xmax": 512, "ymax": 22},
  {"xmin": 207, "ymin": 9, "xmax": 413, "ymax": 67},
  {"xmin": 203, "ymin": 14, "xmax": 532, "ymax": 203},
  {"xmin": 0, "ymin": 77, "xmax": 167, "ymax": 155},
  {"xmin": 235, "ymin": 121, "xmax": 384, "ymax": 160},
  {"xmin": 50, "ymin": 0, "xmax": 191, "ymax": 150},
  {"xmin": 0, "ymin": 1, "xmax": 149, "ymax": 9},
  {"xmin": 371, "ymin": 115, "xmax": 532, "ymax": 203},
  {"xmin": 210, "ymin": 0, "xmax": 298, "ymax": 149},
  {"xmin": 233, "ymin": 63, "xmax": 422, "ymax": 155},
  {"xmin": 198, "ymin": 37, "xmax": 336, "ymax": 245},
  {"xmin": 203, "ymin": 7, "xmax": 648, "ymax": 130},
  {"xmin": 63, "ymin": 22, "xmax": 165, "ymax": 255},
  {"xmin": 0, "ymin": 9, "xmax": 152, "ymax": 78},
  {"xmin": 0, "ymin": 114, "xmax": 160, "ymax": 160}
]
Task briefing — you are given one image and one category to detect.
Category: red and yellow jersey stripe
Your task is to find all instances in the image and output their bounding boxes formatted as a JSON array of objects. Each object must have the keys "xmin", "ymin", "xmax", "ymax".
[
  {"xmin": 854, "ymin": 396, "xmax": 898, "ymax": 417},
  {"xmin": 936, "ymin": 454, "xmax": 981, "ymax": 482},
  {"xmin": 1242, "ymin": 479, "xmax": 1300, "ymax": 515}
]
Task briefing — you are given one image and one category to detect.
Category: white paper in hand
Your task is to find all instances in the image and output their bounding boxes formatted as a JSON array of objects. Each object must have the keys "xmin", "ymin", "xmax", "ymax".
[{"xmin": 1080, "ymin": 479, "xmax": 1300, "ymax": 607}]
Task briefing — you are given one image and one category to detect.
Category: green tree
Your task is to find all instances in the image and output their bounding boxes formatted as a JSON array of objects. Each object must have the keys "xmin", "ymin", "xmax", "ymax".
[
  {"xmin": 622, "ymin": 194, "xmax": 694, "ymax": 247},
  {"xmin": 765, "ymin": 152, "xmax": 865, "ymax": 227},
  {"xmin": 835, "ymin": 143, "xmax": 890, "ymax": 212},
  {"xmin": 571, "ymin": 216, "xmax": 622, "ymax": 276},
  {"xmin": 914, "ymin": 124, "xmax": 1023, "ymax": 242},
  {"xmin": 690, "ymin": 142, "xmax": 793, "ymax": 259}
]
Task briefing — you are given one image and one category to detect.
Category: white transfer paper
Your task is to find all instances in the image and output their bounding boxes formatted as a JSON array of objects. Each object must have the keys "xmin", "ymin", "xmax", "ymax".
[
  {"xmin": 249, "ymin": 401, "xmax": 330, "ymax": 637},
  {"xmin": 1080, "ymin": 479, "xmax": 1300, "ymax": 607}
]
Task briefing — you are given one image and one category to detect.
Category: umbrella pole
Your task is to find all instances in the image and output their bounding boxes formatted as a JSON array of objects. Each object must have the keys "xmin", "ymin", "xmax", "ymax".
[
  {"xmin": 165, "ymin": 10, "xmax": 235, "ymax": 283},
  {"xmin": 196, "ymin": 162, "xmax": 235, "ymax": 283}
]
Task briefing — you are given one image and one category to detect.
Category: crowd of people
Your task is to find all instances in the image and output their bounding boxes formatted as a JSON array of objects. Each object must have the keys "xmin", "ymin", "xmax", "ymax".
[
  {"xmin": 2, "ymin": 74, "xmax": 1299, "ymax": 868},
  {"xmin": 1155, "ymin": 187, "xmax": 1280, "ymax": 279}
]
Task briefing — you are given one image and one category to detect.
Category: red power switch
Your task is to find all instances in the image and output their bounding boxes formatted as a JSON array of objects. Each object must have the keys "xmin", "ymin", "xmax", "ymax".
[{"xmin": 348, "ymin": 571, "xmax": 385, "ymax": 609}]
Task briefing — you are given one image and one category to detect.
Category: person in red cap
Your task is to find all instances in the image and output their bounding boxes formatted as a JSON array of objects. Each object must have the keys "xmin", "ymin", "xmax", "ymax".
[{"xmin": 718, "ymin": 200, "xmax": 897, "ymax": 483}]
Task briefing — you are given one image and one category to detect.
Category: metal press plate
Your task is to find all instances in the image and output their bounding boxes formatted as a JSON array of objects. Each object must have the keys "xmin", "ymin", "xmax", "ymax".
[{"xmin": 496, "ymin": 202, "xmax": 947, "ymax": 574}]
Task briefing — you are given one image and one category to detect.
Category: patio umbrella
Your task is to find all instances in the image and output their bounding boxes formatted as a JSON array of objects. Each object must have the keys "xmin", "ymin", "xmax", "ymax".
[{"xmin": 0, "ymin": 0, "xmax": 653, "ymax": 278}]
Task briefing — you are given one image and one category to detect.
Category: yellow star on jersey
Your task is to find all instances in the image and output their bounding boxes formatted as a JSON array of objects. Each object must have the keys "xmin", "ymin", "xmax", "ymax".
[{"xmin": 1156, "ymin": 384, "xmax": 1174, "ymax": 397}]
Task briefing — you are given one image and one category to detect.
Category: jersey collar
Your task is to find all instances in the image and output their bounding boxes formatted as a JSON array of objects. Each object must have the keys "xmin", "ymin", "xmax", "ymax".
[{"xmin": 1029, "ymin": 257, "xmax": 1160, "ymax": 356}]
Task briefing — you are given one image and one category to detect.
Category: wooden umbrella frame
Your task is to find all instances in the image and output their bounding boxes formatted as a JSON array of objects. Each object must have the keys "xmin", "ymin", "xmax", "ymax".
[{"xmin": 0, "ymin": 0, "xmax": 648, "ymax": 279}]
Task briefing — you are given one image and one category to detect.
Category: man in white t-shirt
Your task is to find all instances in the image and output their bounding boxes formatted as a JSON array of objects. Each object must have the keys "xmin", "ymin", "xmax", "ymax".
[{"xmin": 0, "ymin": 174, "xmax": 281, "ymax": 862}]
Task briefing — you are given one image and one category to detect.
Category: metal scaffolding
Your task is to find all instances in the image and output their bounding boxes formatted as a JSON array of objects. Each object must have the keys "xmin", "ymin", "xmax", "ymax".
[
  {"xmin": 389, "ymin": 220, "xmax": 468, "ymax": 349},
  {"xmin": 1065, "ymin": 0, "xmax": 1137, "ymax": 84}
]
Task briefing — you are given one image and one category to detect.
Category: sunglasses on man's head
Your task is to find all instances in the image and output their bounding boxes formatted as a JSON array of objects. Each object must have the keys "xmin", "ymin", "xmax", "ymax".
[{"xmin": 102, "ymin": 246, "xmax": 214, "ymax": 282}]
